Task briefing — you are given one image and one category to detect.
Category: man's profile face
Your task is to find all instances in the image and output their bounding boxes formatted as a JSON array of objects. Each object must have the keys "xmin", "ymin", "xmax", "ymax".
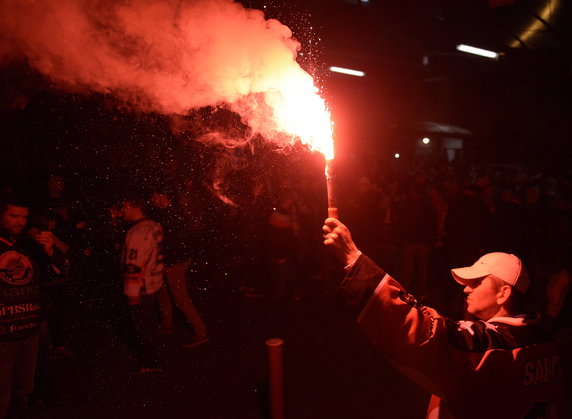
[
  {"xmin": 1, "ymin": 205, "xmax": 29, "ymax": 236},
  {"xmin": 462, "ymin": 275, "xmax": 503, "ymax": 320}
]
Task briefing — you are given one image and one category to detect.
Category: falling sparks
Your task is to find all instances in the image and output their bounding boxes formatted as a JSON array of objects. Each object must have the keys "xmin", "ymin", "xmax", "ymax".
[
  {"xmin": 0, "ymin": 0, "xmax": 333, "ymax": 158},
  {"xmin": 0, "ymin": 0, "xmax": 337, "ymax": 209}
]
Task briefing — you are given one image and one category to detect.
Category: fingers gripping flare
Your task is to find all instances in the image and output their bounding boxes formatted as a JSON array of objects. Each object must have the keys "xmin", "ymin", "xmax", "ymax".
[{"xmin": 322, "ymin": 218, "xmax": 361, "ymax": 266}]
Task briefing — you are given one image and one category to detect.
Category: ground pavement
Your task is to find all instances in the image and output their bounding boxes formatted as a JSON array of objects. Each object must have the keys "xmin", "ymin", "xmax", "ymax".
[{"xmin": 32, "ymin": 271, "xmax": 429, "ymax": 419}]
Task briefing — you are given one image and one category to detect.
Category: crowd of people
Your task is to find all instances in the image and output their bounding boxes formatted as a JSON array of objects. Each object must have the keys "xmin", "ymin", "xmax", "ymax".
[{"xmin": 1, "ymin": 152, "xmax": 571, "ymax": 417}]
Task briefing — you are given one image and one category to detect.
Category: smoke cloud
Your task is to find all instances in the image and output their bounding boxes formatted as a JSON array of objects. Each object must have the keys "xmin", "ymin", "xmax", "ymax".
[{"xmin": 0, "ymin": 0, "xmax": 318, "ymax": 146}]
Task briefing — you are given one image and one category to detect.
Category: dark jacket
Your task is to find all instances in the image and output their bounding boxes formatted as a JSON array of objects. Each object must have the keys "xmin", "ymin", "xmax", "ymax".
[
  {"xmin": 0, "ymin": 230, "xmax": 67, "ymax": 341},
  {"xmin": 337, "ymin": 254, "xmax": 563, "ymax": 418}
]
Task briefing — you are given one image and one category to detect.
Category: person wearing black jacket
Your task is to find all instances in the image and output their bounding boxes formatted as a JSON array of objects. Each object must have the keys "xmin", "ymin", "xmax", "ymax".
[{"xmin": 0, "ymin": 195, "xmax": 67, "ymax": 418}]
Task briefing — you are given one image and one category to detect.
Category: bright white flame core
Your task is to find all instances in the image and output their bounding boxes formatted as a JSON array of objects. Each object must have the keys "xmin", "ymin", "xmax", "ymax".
[
  {"xmin": 265, "ymin": 72, "xmax": 334, "ymax": 160},
  {"xmin": 0, "ymin": 0, "xmax": 336, "ymax": 160}
]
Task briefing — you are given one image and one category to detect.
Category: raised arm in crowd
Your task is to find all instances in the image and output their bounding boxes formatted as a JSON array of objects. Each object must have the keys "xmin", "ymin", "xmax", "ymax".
[{"xmin": 323, "ymin": 217, "xmax": 563, "ymax": 419}]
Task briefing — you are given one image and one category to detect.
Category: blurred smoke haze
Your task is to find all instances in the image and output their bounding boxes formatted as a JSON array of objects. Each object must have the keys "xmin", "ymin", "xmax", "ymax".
[{"xmin": 0, "ymin": 0, "xmax": 317, "ymax": 147}]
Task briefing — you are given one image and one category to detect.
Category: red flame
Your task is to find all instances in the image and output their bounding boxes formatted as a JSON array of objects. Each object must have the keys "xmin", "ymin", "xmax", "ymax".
[
  {"xmin": 264, "ymin": 71, "xmax": 334, "ymax": 160},
  {"xmin": 0, "ymin": 0, "xmax": 335, "ymax": 158}
]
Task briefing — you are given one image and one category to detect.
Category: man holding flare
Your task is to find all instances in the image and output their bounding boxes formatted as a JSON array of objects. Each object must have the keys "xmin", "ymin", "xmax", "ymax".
[{"xmin": 322, "ymin": 217, "xmax": 563, "ymax": 418}]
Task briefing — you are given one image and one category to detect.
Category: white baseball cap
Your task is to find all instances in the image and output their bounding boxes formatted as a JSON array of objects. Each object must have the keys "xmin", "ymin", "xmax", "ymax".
[{"xmin": 451, "ymin": 252, "xmax": 529, "ymax": 293}]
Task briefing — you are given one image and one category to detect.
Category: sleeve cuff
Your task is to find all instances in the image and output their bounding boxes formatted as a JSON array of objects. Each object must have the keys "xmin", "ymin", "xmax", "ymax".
[{"xmin": 343, "ymin": 250, "xmax": 362, "ymax": 272}]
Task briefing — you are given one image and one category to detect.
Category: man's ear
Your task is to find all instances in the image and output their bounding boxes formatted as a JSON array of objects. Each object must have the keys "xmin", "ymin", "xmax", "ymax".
[{"xmin": 497, "ymin": 284, "xmax": 512, "ymax": 305}]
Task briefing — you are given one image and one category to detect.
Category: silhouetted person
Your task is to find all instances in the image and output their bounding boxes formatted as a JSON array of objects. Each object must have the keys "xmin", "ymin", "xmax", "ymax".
[
  {"xmin": 445, "ymin": 184, "xmax": 492, "ymax": 267},
  {"xmin": 0, "ymin": 195, "xmax": 67, "ymax": 418},
  {"xmin": 444, "ymin": 184, "xmax": 492, "ymax": 314},
  {"xmin": 150, "ymin": 189, "xmax": 208, "ymax": 348},
  {"xmin": 397, "ymin": 185, "xmax": 436, "ymax": 297},
  {"xmin": 265, "ymin": 181, "xmax": 307, "ymax": 304},
  {"xmin": 344, "ymin": 175, "xmax": 386, "ymax": 265},
  {"xmin": 489, "ymin": 188, "xmax": 526, "ymax": 256}
]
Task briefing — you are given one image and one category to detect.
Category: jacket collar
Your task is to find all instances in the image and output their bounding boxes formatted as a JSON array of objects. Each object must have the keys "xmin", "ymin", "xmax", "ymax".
[{"xmin": 488, "ymin": 313, "xmax": 539, "ymax": 325}]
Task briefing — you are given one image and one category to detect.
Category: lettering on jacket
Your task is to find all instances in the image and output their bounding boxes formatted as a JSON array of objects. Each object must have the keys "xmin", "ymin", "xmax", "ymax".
[
  {"xmin": 523, "ymin": 355, "xmax": 560, "ymax": 387},
  {"xmin": 0, "ymin": 302, "xmax": 40, "ymax": 317},
  {"xmin": 0, "ymin": 285, "xmax": 40, "ymax": 299}
]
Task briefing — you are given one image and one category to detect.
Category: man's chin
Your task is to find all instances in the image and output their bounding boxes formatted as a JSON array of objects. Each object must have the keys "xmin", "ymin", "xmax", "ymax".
[
  {"xmin": 464, "ymin": 302, "xmax": 478, "ymax": 319},
  {"xmin": 463, "ymin": 299, "xmax": 470, "ymax": 311}
]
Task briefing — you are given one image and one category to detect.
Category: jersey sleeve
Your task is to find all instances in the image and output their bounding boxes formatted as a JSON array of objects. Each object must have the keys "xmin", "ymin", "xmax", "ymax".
[
  {"xmin": 337, "ymin": 254, "xmax": 467, "ymax": 399},
  {"xmin": 338, "ymin": 254, "xmax": 564, "ymax": 418}
]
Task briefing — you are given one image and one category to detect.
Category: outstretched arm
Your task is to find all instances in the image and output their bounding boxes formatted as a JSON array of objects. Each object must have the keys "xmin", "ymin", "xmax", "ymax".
[{"xmin": 322, "ymin": 217, "xmax": 464, "ymax": 399}]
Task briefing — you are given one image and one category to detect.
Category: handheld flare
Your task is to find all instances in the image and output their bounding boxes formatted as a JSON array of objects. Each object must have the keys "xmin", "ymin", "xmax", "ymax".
[{"xmin": 325, "ymin": 160, "xmax": 338, "ymax": 219}]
